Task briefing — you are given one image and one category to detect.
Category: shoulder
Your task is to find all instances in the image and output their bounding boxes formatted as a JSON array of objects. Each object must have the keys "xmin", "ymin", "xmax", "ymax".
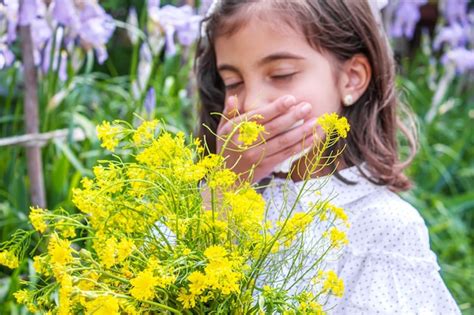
[
  {"xmin": 352, "ymin": 187, "xmax": 426, "ymax": 231},
  {"xmin": 332, "ymin": 187, "xmax": 461, "ymax": 315},
  {"xmin": 346, "ymin": 187, "xmax": 435, "ymax": 263}
]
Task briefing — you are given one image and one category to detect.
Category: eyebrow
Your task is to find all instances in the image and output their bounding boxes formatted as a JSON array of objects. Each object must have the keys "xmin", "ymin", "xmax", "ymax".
[{"xmin": 217, "ymin": 52, "xmax": 305, "ymax": 73}]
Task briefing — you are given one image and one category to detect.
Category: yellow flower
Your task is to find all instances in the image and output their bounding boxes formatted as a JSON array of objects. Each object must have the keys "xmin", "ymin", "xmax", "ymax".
[
  {"xmin": 323, "ymin": 227, "xmax": 349, "ymax": 248},
  {"xmin": 187, "ymin": 271, "xmax": 208, "ymax": 296},
  {"xmin": 33, "ymin": 255, "xmax": 48, "ymax": 275},
  {"xmin": 29, "ymin": 206, "xmax": 48, "ymax": 233},
  {"xmin": 238, "ymin": 121, "xmax": 265, "ymax": 146},
  {"xmin": 328, "ymin": 204, "xmax": 349, "ymax": 225},
  {"xmin": 130, "ymin": 270, "xmax": 159, "ymax": 300},
  {"xmin": 208, "ymin": 169, "xmax": 237, "ymax": 189},
  {"xmin": 136, "ymin": 132, "xmax": 188, "ymax": 168},
  {"xmin": 278, "ymin": 212, "xmax": 314, "ymax": 245},
  {"xmin": 0, "ymin": 250, "xmax": 18, "ymax": 269},
  {"xmin": 199, "ymin": 154, "xmax": 223, "ymax": 170},
  {"xmin": 204, "ymin": 245, "xmax": 227, "ymax": 263},
  {"xmin": 194, "ymin": 137, "xmax": 205, "ymax": 154},
  {"xmin": 58, "ymin": 274, "xmax": 73, "ymax": 315},
  {"xmin": 56, "ymin": 220, "xmax": 76, "ymax": 239},
  {"xmin": 117, "ymin": 238, "xmax": 135, "ymax": 263},
  {"xmin": 85, "ymin": 295, "xmax": 120, "ymax": 315},
  {"xmin": 13, "ymin": 289, "xmax": 29, "ymax": 304},
  {"xmin": 96, "ymin": 121, "xmax": 122, "ymax": 152},
  {"xmin": 48, "ymin": 234, "xmax": 73, "ymax": 267},
  {"xmin": 224, "ymin": 185, "xmax": 266, "ymax": 234},
  {"xmin": 177, "ymin": 289, "xmax": 196, "ymax": 309},
  {"xmin": 317, "ymin": 113, "xmax": 350, "ymax": 138},
  {"xmin": 133, "ymin": 120, "xmax": 159, "ymax": 145},
  {"xmin": 323, "ymin": 270, "xmax": 344, "ymax": 297}
]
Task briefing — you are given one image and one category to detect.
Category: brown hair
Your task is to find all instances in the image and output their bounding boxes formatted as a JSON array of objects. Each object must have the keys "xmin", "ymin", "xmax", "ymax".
[{"xmin": 194, "ymin": 0, "xmax": 417, "ymax": 192}]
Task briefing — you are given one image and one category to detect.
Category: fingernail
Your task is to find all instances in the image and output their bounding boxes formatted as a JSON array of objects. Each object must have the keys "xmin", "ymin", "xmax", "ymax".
[
  {"xmin": 300, "ymin": 103, "xmax": 312, "ymax": 115},
  {"xmin": 284, "ymin": 95, "xmax": 296, "ymax": 107}
]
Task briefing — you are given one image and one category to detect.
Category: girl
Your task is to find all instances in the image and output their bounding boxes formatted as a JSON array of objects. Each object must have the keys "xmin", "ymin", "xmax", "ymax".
[{"xmin": 194, "ymin": 0, "xmax": 461, "ymax": 314}]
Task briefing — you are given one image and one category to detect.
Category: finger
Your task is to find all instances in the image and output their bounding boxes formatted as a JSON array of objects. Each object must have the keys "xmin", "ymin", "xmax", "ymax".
[
  {"xmin": 262, "ymin": 102, "xmax": 313, "ymax": 141},
  {"xmin": 262, "ymin": 132, "xmax": 316, "ymax": 170},
  {"xmin": 247, "ymin": 94, "xmax": 297, "ymax": 124},
  {"xmin": 218, "ymin": 95, "xmax": 298, "ymax": 136},
  {"xmin": 263, "ymin": 117, "xmax": 317, "ymax": 157}
]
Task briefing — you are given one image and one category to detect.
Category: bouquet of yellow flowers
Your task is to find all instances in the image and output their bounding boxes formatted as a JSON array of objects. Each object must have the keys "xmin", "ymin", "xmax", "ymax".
[{"xmin": 0, "ymin": 113, "xmax": 350, "ymax": 314}]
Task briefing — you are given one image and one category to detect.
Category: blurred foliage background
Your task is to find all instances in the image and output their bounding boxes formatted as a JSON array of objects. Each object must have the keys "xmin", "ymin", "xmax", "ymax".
[{"xmin": 0, "ymin": 0, "xmax": 472, "ymax": 313}]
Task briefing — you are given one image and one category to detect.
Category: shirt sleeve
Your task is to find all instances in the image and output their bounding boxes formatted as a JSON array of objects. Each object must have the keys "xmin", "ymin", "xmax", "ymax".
[{"xmin": 329, "ymin": 200, "xmax": 461, "ymax": 315}]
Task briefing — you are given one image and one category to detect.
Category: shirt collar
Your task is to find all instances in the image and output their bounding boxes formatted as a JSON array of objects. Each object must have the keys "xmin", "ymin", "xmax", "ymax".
[{"xmin": 269, "ymin": 164, "xmax": 383, "ymax": 208}]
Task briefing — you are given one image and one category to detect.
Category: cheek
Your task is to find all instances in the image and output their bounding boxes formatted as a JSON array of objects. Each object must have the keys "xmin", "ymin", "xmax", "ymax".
[{"xmin": 293, "ymin": 73, "xmax": 341, "ymax": 117}]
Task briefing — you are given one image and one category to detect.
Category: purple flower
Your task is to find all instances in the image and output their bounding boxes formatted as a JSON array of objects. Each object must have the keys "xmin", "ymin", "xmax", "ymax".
[
  {"xmin": 390, "ymin": 0, "xmax": 428, "ymax": 39},
  {"xmin": 148, "ymin": 4, "xmax": 202, "ymax": 56},
  {"xmin": 144, "ymin": 87, "xmax": 156, "ymax": 114},
  {"xmin": 0, "ymin": 42, "xmax": 15, "ymax": 69},
  {"xmin": 2, "ymin": 0, "xmax": 20, "ymax": 43},
  {"xmin": 40, "ymin": 28, "xmax": 71, "ymax": 82},
  {"xmin": 147, "ymin": 0, "xmax": 160, "ymax": 10},
  {"xmin": 18, "ymin": 0, "xmax": 37, "ymax": 26},
  {"xmin": 31, "ymin": 17, "xmax": 52, "ymax": 55},
  {"xmin": 52, "ymin": 0, "xmax": 115, "ymax": 64},
  {"xmin": 443, "ymin": 0, "xmax": 469, "ymax": 26},
  {"xmin": 78, "ymin": 5, "xmax": 115, "ymax": 63},
  {"xmin": 433, "ymin": 23, "xmax": 468, "ymax": 50},
  {"xmin": 176, "ymin": 15, "xmax": 202, "ymax": 46},
  {"xmin": 53, "ymin": 0, "xmax": 80, "ymax": 29},
  {"xmin": 441, "ymin": 47, "xmax": 474, "ymax": 74},
  {"xmin": 126, "ymin": 7, "xmax": 139, "ymax": 45}
]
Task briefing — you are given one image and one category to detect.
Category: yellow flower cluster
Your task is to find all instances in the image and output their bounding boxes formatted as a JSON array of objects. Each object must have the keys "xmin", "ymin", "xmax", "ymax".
[
  {"xmin": 321, "ymin": 270, "xmax": 344, "ymax": 297},
  {"xmin": 13, "ymin": 289, "xmax": 37, "ymax": 313},
  {"xmin": 277, "ymin": 212, "xmax": 315, "ymax": 246},
  {"xmin": 317, "ymin": 113, "xmax": 350, "ymax": 138},
  {"xmin": 2, "ymin": 117, "xmax": 351, "ymax": 314},
  {"xmin": 84, "ymin": 295, "xmax": 120, "ymax": 315},
  {"xmin": 0, "ymin": 250, "xmax": 18, "ymax": 269},
  {"xmin": 223, "ymin": 185, "xmax": 266, "ymax": 249},
  {"xmin": 238, "ymin": 120, "xmax": 266, "ymax": 146},
  {"xmin": 48, "ymin": 234, "xmax": 73, "ymax": 280},
  {"xmin": 96, "ymin": 121, "xmax": 123, "ymax": 152},
  {"xmin": 132, "ymin": 119, "xmax": 159, "ymax": 145},
  {"xmin": 296, "ymin": 291, "xmax": 325, "ymax": 314},
  {"xmin": 208, "ymin": 168, "xmax": 238, "ymax": 189},
  {"xmin": 130, "ymin": 270, "xmax": 159, "ymax": 300},
  {"xmin": 29, "ymin": 206, "xmax": 48, "ymax": 233},
  {"xmin": 323, "ymin": 227, "xmax": 349, "ymax": 249},
  {"xmin": 178, "ymin": 245, "xmax": 242, "ymax": 309}
]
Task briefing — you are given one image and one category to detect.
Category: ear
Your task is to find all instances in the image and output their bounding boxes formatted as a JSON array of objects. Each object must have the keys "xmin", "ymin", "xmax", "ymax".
[{"xmin": 338, "ymin": 54, "xmax": 372, "ymax": 106}]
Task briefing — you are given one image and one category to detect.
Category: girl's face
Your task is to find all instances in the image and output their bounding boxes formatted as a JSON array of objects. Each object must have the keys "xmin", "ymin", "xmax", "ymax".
[{"xmin": 215, "ymin": 15, "xmax": 343, "ymax": 118}]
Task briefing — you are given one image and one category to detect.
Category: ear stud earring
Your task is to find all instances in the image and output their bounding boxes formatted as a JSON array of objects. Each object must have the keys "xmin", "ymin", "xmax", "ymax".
[{"xmin": 343, "ymin": 94, "xmax": 354, "ymax": 106}]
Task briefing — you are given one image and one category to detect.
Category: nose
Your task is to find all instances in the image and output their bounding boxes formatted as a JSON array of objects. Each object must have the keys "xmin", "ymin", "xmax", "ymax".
[{"xmin": 242, "ymin": 81, "xmax": 274, "ymax": 113}]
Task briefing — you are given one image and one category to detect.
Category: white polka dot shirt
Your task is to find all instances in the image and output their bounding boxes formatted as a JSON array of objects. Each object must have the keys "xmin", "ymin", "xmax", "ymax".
[{"xmin": 260, "ymin": 165, "xmax": 461, "ymax": 314}]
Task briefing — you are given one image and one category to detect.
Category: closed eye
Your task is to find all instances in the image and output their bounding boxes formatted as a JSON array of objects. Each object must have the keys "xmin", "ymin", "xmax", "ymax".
[
  {"xmin": 271, "ymin": 73, "xmax": 297, "ymax": 80},
  {"xmin": 224, "ymin": 82, "xmax": 242, "ymax": 91},
  {"xmin": 224, "ymin": 73, "xmax": 298, "ymax": 91}
]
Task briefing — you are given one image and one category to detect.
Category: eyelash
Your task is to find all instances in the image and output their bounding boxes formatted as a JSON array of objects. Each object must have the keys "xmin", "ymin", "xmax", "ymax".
[{"xmin": 224, "ymin": 73, "xmax": 297, "ymax": 91}]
